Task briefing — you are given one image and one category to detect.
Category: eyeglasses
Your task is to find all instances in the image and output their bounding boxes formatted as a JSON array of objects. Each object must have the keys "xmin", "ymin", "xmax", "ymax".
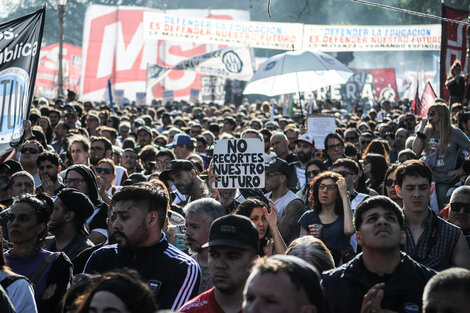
[
  {"xmin": 385, "ymin": 179, "xmax": 396, "ymax": 187},
  {"xmin": 335, "ymin": 171, "xmax": 353, "ymax": 177},
  {"xmin": 327, "ymin": 143, "xmax": 343, "ymax": 150},
  {"xmin": 64, "ymin": 178, "xmax": 85, "ymax": 186},
  {"xmin": 21, "ymin": 147, "xmax": 39, "ymax": 154},
  {"xmin": 428, "ymin": 111, "xmax": 436, "ymax": 117},
  {"xmin": 319, "ymin": 184, "xmax": 337, "ymax": 191},
  {"xmin": 306, "ymin": 170, "xmax": 321, "ymax": 177},
  {"xmin": 450, "ymin": 202, "xmax": 470, "ymax": 214},
  {"xmin": 96, "ymin": 168, "xmax": 113, "ymax": 175}
]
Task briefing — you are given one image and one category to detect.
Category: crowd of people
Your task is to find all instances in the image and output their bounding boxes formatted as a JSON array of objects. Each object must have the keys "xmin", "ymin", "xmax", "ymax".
[{"xmin": 0, "ymin": 83, "xmax": 470, "ymax": 313}]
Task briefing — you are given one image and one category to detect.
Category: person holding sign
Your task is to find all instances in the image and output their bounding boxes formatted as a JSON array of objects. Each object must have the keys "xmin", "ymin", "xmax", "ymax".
[{"xmin": 264, "ymin": 158, "xmax": 305, "ymax": 245}]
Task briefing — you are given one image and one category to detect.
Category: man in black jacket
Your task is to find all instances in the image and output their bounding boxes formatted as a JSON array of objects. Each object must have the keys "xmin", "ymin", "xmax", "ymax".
[
  {"xmin": 322, "ymin": 196, "xmax": 436, "ymax": 313},
  {"xmin": 84, "ymin": 184, "xmax": 200, "ymax": 311}
]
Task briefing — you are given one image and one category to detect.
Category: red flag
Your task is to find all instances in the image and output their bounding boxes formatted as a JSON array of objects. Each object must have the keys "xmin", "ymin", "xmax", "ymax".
[
  {"xmin": 411, "ymin": 81, "xmax": 421, "ymax": 115},
  {"xmin": 420, "ymin": 82, "xmax": 437, "ymax": 117}
]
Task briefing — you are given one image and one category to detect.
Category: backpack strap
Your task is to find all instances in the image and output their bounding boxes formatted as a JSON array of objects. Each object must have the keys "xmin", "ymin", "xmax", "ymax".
[
  {"xmin": 0, "ymin": 275, "xmax": 28, "ymax": 289},
  {"xmin": 30, "ymin": 253, "xmax": 58, "ymax": 285}
]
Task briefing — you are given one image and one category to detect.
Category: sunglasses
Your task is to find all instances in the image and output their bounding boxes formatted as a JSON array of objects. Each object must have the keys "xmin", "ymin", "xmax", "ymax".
[
  {"xmin": 428, "ymin": 111, "xmax": 436, "ymax": 117},
  {"xmin": 450, "ymin": 202, "xmax": 470, "ymax": 214},
  {"xmin": 306, "ymin": 170, "xmax": 321, "ymax": 177},
  {"xmin": 21, "ymin": 147, "xmax": 39, "ymax": 154},
  {"xmin": 385, "ymin": 179, "xmax": 396, "ymax": 187},
  {"xmin": 96, "ymin": 168, "xmax": 113, "ymax": 175}
]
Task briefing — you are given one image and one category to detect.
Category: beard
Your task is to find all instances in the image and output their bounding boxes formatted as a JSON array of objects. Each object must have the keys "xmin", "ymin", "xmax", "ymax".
[
  {"xmin": 297, "ymin": 150, "xmax": 313, "ymax": 164},
  {"xmin": 114, "ymin": 221, "xmax": 149, "ymax": 252},
  {"xmin": 48, "ymin": 216, "xmax": 66, "ymax": 233}
]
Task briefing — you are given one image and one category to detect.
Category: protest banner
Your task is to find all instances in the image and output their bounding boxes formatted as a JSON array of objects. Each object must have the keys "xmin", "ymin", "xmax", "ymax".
[
  {"xmin": 163, "ymin": 90, "xmax": 174, "ymax": 104},
  {"xmin": 36, "ymin": 42, "xmax": 81, "ymax": 99},
  {"xmin": 440, "ymin": 4, "xmax": 468, "ymax": 100},
  {"xmin": 307, "ymin": 115, "xmax": 336, "ymax": 150},
  {"xmin": 80, "ymin": 5, "xmax": 249, "ymax": 102},
  {"xmin": 143, "ymin": 12, "xmax": 303, "ymax": 50},
  {"xmin": 303, "ymin": 24, "xmax": 441, "ymax": 51},
  {"xmin": 212, "ymin": 138, "xmax": 265, "ymax": 189},
  {"xmin": 420, "ymin": 82, "xmax": 437, "ymax": 117},
  {"xmin": 201, "ymin": 76, "xmax": 225, "ymax": 104},
  {"xmin": 189, "ymin": 88, "xmax": 199, "ymax": 103},
  {"xmin": 0, "ymin": 8, "xmax": 45, "ymax": 160}
]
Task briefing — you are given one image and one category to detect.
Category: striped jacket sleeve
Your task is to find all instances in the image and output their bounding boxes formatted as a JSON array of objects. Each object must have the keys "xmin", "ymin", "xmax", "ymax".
[{"xmin": 162, "ymin": 245, "xmax": 201, "ymax": 311}]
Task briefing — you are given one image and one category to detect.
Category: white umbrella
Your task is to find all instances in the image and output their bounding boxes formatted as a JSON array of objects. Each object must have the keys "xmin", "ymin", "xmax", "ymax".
[{"xmin": 243, "ymin": 50, "xmax": 353, "ymax": 97}]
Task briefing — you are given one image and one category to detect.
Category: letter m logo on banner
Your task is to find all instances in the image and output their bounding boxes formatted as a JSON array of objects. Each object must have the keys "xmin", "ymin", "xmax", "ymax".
[{"xmin": 0, "ymin": 8, "xmax": 45, "ymax": 161}]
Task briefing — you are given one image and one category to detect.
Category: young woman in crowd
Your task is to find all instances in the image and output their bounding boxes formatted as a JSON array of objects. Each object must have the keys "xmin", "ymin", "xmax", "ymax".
[
  {"xmin": 235, "ymin": 198, "xmax": 286, "ymax": 256},
  {"xmin": 296, "ymin": 159, "xmax": 327, "ymax": 206},
  {"xmin": 298, "ymin": 171, "xmax": 355, "ymax": 265},
  {"xmin": 363, "ymin": 153, "xmax": 388, "ymax": 194},
  {"xmin": 383, "ymin": 163, "xmax": 402, "ymax": 208}
]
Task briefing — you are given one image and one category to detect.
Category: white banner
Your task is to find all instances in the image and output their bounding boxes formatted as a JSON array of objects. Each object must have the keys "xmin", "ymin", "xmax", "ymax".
[
  {"xmin": 143, "ymin": 12, "xmax": 304, "ymax": 50},
  {"xmin": 303, "ymin": 24, "xmax": 441, "ymax": 51}
]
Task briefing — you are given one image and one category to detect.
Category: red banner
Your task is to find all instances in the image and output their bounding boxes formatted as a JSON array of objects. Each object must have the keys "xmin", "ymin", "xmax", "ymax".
[
  {"xmin": 35, "ymin": 43, "xmax": 82, "ymax": 99},
  {"xmin": 440, "ymin": 5, "xmax": 468, "ymax": 101},
  {"xmin": 421, "ymin": 82, "xmax": 437, "ymax": 117}
]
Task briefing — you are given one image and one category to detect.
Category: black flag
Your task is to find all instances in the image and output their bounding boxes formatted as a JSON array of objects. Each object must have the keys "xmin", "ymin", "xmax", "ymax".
[{"xmin": 0, "ymin": 7, "xmax": 45, "ymax": 160}]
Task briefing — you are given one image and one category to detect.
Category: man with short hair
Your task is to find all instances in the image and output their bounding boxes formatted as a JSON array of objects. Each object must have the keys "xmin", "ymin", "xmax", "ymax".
[
  {"xmin": 322, "ymin": 196, "xmax": 436, "ymax": 313},
  {"xmin": 52, "ymin": 120, "xmax": 69, "ymax": 154},
  {"xmin": 85, "ymin": 113, "xmax": 100, "ymax": 137},
  {"xmin": 332, "ymin": 158, "xmax": 369, "ymax": 210},
  {"xmin": 423, "ymin": 268, "xmax": 470, "ymax": 313},
  {"xmin": 179, "ymin": 215, "xmax": 259, "ymax": 313},
  {"xmin": 45, "ymin": 188, "xmax": 95, "ymax": 262},
  {"xmin": 243, "ymin": 255, "xmax": 324, "ymax": 313},
  {"xmin": 403, "ymin": 113, "xmax": 417, "ymax": 134},
  {"xmin": 359, "ymin": 131, "xmax": 373, "ymax": 154},
  {"xmin": 84, "ymin": 184, "xmax": 200, "ymax": 310},
  {"xmin": 395, "ymin": 160, "xmax": 470, "ymax": 270},
  {"xmin": 160, "ymin": 160, "xmax": 209, "ymax": 203},
  {"xmin": 36, "ymin": 151, "xmax": 65, "ymax": 196},
  {"xmin": 285, "ymin": 127, "xmax": 300, "ymax": 152},
  {"xmin": 183, "ymin": 198, "xmax": 225, "ymax": 294},
  {"xmin": 136, "ymin": 126, "xmax": 154, "ymax": 151},
  {"xmin": 293, "ymin": 134, "xmax": 316, "ymax": 190},
  {"xmin": 270, "ymin": 133, "xmax": 298, "ymax": 164},
  {"xmin": 167, "ymin": 134, "xmax": 195, "ymax": 160},
  {"xmin": 397, "ymin": 148, "xmax": 417, "ymax": 163},
  {"xmin": 264, "ymin": 158, "xmax": 305, "ymax": 244},
  {"xmin": 222, "ymin": 117, "xmax": 237, "ymax": 135},
  {"xmin": 448, "ymin": 186, "xmax": 470, "ymax": 248},
  {"xmin": 121, "ymin": 148, "xmax": 139, "ymax": 176}
]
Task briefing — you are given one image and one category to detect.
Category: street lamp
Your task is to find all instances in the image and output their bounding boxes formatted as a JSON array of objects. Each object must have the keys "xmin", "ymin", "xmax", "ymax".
[{"xmin": 57, "ymin": 0, "xmax": 67, "ymax": 99}]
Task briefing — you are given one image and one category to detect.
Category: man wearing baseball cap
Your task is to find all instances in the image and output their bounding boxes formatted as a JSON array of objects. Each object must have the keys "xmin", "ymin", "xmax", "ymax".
[
  {"xmin": 179, "ymin": 215, "xmax": 259, "ymax": 313},
  {"xmin": 160, "ymin": 160, "xmax": 209, "ymax": 204},
  {"xmin": 294, "ymin": 134, "xmax": 316, "ymax": 190},
  {"xmin": 166, "ymin": 133, "xmax": 194, "ymax": 160}
]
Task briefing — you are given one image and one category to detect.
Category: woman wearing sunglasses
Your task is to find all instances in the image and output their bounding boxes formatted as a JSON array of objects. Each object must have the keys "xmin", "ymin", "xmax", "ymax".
[
  {"xmin": 412, "ymin": 102, "xmax": 470, "ymax": 210},
  {"xmin": 298, "ymin": 171, "xmax": 355, "ymax": 265},
  {"xmin": 95, "ymin": 159, "xmax": 121, "ymax": 201},
  {"xmin": 19, "ymin": 140, "xmax": 44, "ymax": 188},
  {"xmin": 64, "ymin": 165, "xmax": 109, "ymax": 245},
  {"xmin": 383, "ymin": 164, "xmax": 402, "ymax": 208}
]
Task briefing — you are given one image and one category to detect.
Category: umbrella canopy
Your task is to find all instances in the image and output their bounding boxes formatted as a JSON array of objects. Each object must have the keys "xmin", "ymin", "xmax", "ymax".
[{"xmin": 243, "ymin": 50, "xmax": 353, "ymax": 97}]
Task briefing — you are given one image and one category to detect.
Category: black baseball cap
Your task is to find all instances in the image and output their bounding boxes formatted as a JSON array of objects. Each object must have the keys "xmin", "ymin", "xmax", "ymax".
[
  {"xmin": 202, "ymin": 215, "xmax": 258, "ymax": 250},
  {"xmin": 265, "ymin": 157, "xmax": 288, "ymax": 176},
  {"xmin": 159, "ymin": 160, "xmax": 195, "ymax": 181},
  {"xmin": 56, "ymin": 188, "xmax": 94, "ymax": 234}
]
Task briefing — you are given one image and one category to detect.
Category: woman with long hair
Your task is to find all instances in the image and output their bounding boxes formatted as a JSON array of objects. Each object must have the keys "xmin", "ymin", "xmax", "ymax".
[
  {"xmin": 382, "ymin": 163, "xmax": 402, "ymax": 208},
  {"xmin": 296, "ymin": 159, "xmax": 327, "ymax": 206},
  {"xmin": 413, "ymin": 102, "xmax": 470, "ymax": 209},
  {"xmin": 362, "ymin": 139, "xmax": 390, "ymax": 163},
  {"xmin": 298, "ymin": 171, "xmax": 355, "ymax": 264},
  {"xmin": 363, "ymin": 153, "xmax": 388, "ymax": 194},
  {"xmin": 445, "ymin": 60, "xmax": 466, "ymax": 109},
  {"xmin": 235, "ymin": 198, "xmax": 286, "ymax": 257},
  {"xmin": 37, "ymin": 116, "xmax": 54, "ymax": 145}
]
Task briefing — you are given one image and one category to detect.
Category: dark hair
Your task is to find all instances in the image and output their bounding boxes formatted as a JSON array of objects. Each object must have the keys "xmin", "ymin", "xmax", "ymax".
[
  {"xmin": 156, "ymin": 149, "xmax": 175, "ymax": 160},
  {"xmin": 235, "ymin": 198, "xmax": 267, "ymax": 218},
  {"xmin": 423, "ymin": 268, "xmax": 470, "ymax": 300},
  {"xmin": 364, "ymin": 153, "xmax": 388, "ymax": 192},
  {"xmin": 309, "ymin": 171, "xmax": 343, "ymax": 215},
  {"xmin": 36, "ymin": 151, "xmax": 60, "ymax": 168},
  {"xmin": 12, "ymin": 193, "xmax": 54, "ymax": 244},
  {"xmin": 285, "ymin": 236, "xmax": 335, "ymax": 272},
  {"xmin": 324, "ymin": 133, "xmax": 344, "ymax": 151},
  {"xmin": 305, "ymin": 159, "xmax": 327, "ymax": 173},
  {"xmin": 332, "ymin": 158, "xmax": 359, "ymax": 175},
  {"xmin": 112, "ymin": 183, "xmax": 169, "ymax": 228},
  {"xmin": 383, "ymin": 163, "xmax": 399, "ymax": 196},
  {"xmin": 395, "ymin": 160, "xmax": 432, "ymax": 187},
  {"xmin": 362, "ymin": 139, "xmax": 390, "ymax": 162},
  {"xmin": 90, "ymin": 136, "xmax": 112, "ymax": 152},
  {"xmin": 76, "ymin": 269, "xmax": 158, "ymax": 313},
  {"xmin": 353, "ymin": 195, "xmax": 404, "ymax": 230}
]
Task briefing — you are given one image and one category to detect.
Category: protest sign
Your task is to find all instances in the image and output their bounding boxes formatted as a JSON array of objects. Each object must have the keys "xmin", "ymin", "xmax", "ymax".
[
  {"xmin": 163, "ymin": 90, "xmax": 174, "ymax": 104},
  {"xmin": 212, "ymin": 138, "xmax": 265, "ymax": 189},
  {"xmin": 307, "ymin": 115, "xmax": 336, "ymax": 150},
  {"xmin": 0, "ymin": 8, "xmax": 45, "ymax": 160}
]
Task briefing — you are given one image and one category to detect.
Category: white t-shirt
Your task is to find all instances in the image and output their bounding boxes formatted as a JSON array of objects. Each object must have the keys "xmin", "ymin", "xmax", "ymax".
[{"xmin": 0, "ymin": 271, "xmax": 37, "ymax": 313}]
